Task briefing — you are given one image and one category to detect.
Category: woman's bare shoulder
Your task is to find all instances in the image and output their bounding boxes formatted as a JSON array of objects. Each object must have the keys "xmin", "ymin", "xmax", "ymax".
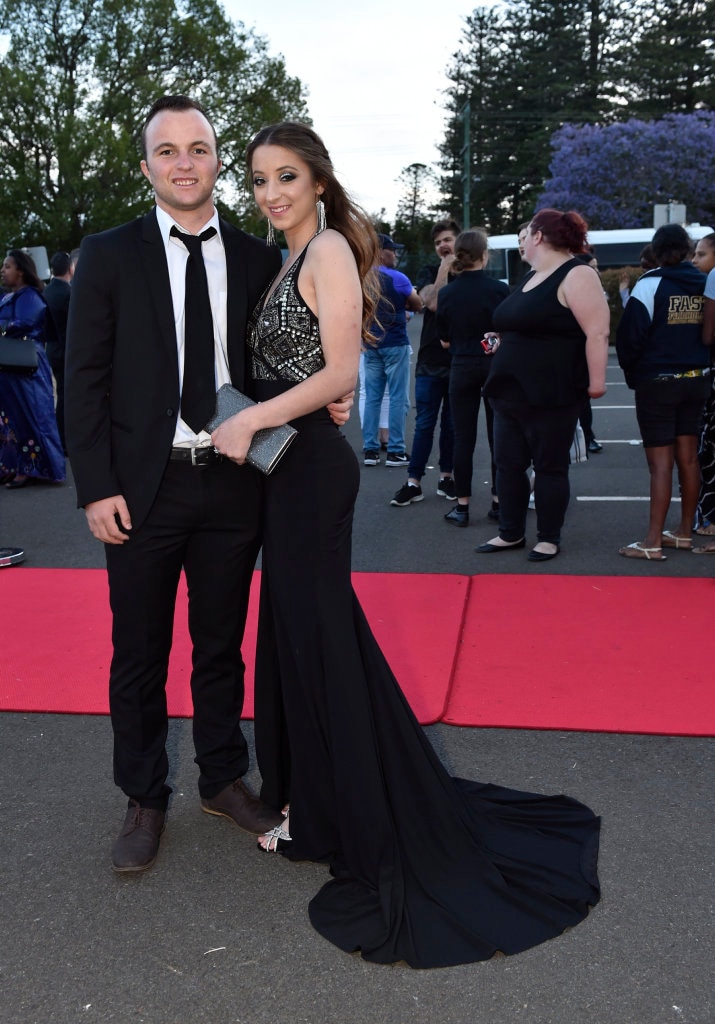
[{"xmin": 308, "ymin": 228, "xmax": 353, "ymax": 260}]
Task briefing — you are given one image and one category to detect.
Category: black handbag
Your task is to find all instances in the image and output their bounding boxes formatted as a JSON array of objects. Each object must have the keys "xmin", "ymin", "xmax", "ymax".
[{"xmin": 0, "ymin": 331, "xmax": 39, "ymax": 375}]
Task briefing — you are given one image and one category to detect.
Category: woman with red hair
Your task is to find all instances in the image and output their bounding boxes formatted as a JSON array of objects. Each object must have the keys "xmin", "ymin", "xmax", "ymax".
[{"xmin": 477, "ymin": 209, "xmax": 610, "ymax": 561}]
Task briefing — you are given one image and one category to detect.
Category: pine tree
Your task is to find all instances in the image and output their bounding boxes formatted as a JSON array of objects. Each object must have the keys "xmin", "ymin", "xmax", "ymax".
[{"xmin": 438, "ymin": 0, "xmax": 713, "ymax": 231}]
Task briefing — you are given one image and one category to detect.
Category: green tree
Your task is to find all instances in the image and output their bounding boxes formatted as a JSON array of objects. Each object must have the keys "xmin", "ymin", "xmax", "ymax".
[
  {"xmin": 438, "ymin": 0, "xmax": 715, "ymax": 232},
  {"xmin": 0, "ymin": 0, "xmax": 309, "ymax": 252},
  {"xmin": 619, "ymin": 0, "xmax": 715, "ymax": 114},
  {"xmin": 393, "ymin": 163, "xmax": 450, "ymax": 279},
  {"xmin": 439, "ymin": 6, "xmax": 510, "ymax": 231}
]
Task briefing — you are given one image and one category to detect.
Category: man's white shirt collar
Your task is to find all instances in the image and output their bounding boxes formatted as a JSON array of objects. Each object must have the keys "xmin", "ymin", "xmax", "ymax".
[{"xmin": 155, "ymin": 204, "xmax": 223, "ymax": 249}]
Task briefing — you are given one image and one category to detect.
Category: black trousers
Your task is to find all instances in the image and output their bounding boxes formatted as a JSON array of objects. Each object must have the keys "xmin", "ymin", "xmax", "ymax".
[
  {"xmin": 50, "ymin": 358, "xmax": 66, "ymax": 453},
  {"xmin": 448, "ymin": 359, "xmax": 495, "ymax": 499},
  {"xmin": 491, "ymin": 396, "xmax": 580, "ymax": 545},
  {"xmin": 105, "ymin": 458, "xmax": 263, "ymax": 809}
]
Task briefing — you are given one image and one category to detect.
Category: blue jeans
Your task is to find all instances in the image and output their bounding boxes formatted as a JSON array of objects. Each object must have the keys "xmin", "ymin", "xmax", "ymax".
[
  {"xmin": 409, "ymin": 374, "xmax": 454, "ymax": 479},
  {"xmin": 362, "ymin": 345, "xmax": 411, "ymax": 454}
]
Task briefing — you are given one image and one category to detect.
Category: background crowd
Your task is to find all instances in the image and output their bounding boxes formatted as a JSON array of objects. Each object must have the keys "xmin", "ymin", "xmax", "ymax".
[
  {"xmin": 2, "ymin": 220, "xmax": 714, "ymax": 564},
  {"xmin": 361, "ymin": 218, "xmax": 715, "ymax": 564}
]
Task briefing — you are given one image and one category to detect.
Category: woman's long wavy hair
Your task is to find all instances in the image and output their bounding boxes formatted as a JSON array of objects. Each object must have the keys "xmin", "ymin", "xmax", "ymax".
[{"xmin": 246, "ymin": 122, "xmax": 380, "ymax": 342}]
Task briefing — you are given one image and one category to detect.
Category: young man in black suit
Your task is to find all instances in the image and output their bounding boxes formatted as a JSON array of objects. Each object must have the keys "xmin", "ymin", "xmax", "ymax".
[{"xmin": 65, "ymin": 96, "xmax": 285, "ymax": 872}]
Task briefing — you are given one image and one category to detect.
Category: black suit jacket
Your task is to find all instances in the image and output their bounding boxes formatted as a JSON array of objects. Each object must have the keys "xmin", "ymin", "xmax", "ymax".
[
  {"xmin": 43, "ymin": 277, "xmax": 71, "ymax": 370},
  {"xmin": 65, "ymin": 209, "xmax": 281, "ymax": 529}
]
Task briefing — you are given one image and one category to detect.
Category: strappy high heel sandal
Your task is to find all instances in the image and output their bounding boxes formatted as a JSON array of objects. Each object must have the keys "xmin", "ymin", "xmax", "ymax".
[
  {"xmin": 258, "ymin": 821, "xmax": 291, "ymax": 852},
  {"xmin": 258, "ymin": 806, "xmax": 291, "ymax": 853}
]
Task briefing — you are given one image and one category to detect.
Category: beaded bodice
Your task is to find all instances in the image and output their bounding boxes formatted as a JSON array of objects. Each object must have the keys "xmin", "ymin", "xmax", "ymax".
[{"xmin": 249, "ymin": 245, "xmax": 325, "ymax": 383}]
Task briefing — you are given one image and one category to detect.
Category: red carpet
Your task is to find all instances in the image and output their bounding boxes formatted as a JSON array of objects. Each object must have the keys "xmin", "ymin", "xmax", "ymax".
[
  {"xmin": 445, "ymin": 574, "xmax": 715, "ymax": 736},
  {"xmin": 1, "ymin": 569, "xmax": 713, "ymax": 736},
  {"xmin": 0, "ymin": 569, "xmax": 467, "ymax": 725}
]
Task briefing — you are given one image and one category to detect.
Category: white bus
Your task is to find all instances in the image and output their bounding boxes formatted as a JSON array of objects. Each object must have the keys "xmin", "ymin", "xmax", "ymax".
[{"xmin": 487, "ymin": 225, "xmax": 714, "ymax": 287}]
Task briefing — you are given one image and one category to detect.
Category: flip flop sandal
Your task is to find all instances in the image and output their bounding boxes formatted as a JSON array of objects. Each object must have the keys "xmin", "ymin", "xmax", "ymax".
[
  {"xmin": 691, "ymin": 544, "xmax": 715, "ymax": 555},
  {"xmin": 661, "ymin": 531, "xmax": 692, "ymax": 549},
  {"xmin": 619, "ymin": 542, "xmax": 667, "ymax": 561}
]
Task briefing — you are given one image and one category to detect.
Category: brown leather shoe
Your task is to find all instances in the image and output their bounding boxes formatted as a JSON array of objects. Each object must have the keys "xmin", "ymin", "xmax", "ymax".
[
  {"xmin": 111, "ymin": 800, "xmax": 165, "ymax": 873},
  {"xmin": 201, "ymin": 778, "xmax": 283, "ymax": 835}
]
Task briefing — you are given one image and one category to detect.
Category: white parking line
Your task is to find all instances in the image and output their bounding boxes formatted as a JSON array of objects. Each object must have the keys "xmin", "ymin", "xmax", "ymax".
[{"xmin": 577, "ymin": 496, "xmax": 681, "ymax": 502}]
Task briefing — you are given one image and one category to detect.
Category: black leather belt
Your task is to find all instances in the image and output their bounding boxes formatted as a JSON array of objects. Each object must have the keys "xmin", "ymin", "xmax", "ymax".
[{"xmin": 169, "ymin": 446, "xmax": 224, "ymax": 466}]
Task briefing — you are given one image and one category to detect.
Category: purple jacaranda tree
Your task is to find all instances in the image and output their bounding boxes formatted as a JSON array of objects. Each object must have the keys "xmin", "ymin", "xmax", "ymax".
[{"xmin": 537, "ymin": 112, "xmax": 715, "ymax": 228}]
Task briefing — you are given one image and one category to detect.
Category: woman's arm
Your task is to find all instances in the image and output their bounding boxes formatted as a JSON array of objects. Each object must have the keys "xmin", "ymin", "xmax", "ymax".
[
  {"xmin": 212, "ymin": 230, "xmax": 362, "ymax": 463},
  {"xmin": 615, "ymin": 276, "xmax": 653, "ymax": 375},
  {"xmin": 559, "ymin": 264, "xmax": 610, "ymax": 398},
  {"xmin": 3, "ymin": 289, "xmax": 45, "ymax": 337},
  {"xmin": 702, "ymin": 297, "xmax": 715, "ymax": 347}
]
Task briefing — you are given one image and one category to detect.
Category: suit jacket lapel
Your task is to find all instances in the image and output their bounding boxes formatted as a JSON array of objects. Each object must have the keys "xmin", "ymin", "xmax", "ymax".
[
  {"xmin": 139, "ymin": 209, "xmax": 179, "ymax": 368},
  {"xmin": 221, "ymin": 219, "xmax": 249, "ymax": 388}
]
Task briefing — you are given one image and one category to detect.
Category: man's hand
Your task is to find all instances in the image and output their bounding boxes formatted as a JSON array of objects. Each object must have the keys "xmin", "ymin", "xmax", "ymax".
[
  {"xmin": 85, "ymin": 496, "xmax": 132, "ymax": 544},
  {"xmin": 327, "ymin": 390, "xmax": 355, "ymax": 427}
]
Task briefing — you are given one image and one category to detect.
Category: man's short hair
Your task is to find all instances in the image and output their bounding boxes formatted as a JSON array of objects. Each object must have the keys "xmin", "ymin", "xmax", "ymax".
[
  {"xmin": 50, "ymin": 251, "xmax": 71, "ymax": 277},
  {"xmin": 140, "ymin": 95, "xmax": 218, "ymax": 158},
  {"xmin": 431, "ymin": 219, "xmax": 461, "ymax": 240}
]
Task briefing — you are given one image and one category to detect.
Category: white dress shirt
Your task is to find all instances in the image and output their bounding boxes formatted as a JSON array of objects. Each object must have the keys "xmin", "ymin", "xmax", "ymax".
[{"xmin": 155, "ymin": 204, "xmax": 231, "ymax": 446}]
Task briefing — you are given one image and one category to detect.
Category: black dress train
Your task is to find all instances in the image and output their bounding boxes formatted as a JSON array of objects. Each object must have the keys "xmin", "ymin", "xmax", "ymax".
[{"xmin": 249, "ymin": 245, "xmax": 600, "ymax": 969}]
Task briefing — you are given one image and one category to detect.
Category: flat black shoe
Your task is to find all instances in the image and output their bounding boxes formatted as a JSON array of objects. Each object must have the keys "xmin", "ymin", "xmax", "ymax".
[
  {"xmin": 444, "ymin": 505, "xmax": 469, "ymax": 527},
  {"xmin": 528, "ymin": 545, "xmax": 560, "ymax": 562},
  {"xmin": 475, "ymin": 538, "xmax": 526, "ymax": 553},
  {"xmin": 487, "ymin": 501, "xmax": 500, "ymax": 521}
]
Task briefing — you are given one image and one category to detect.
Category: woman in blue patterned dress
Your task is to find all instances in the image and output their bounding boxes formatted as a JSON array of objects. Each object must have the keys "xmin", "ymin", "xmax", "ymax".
[{"xmin": 0, "ymin": 250, "xmax": 65, "ymax": 486}]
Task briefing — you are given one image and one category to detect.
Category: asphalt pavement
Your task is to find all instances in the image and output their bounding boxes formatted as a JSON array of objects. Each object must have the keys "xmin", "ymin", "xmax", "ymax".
[{"xmin": 0, "ymin": 330, "xmax": 712, "ymax": 1024}]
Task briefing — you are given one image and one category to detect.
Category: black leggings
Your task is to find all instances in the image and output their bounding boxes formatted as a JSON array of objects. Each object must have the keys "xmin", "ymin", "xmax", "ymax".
[
  {"xmin": 491, "ymin": 396, "xmax": 580, "ymax": 545},
  {"xmin": 448, "ymin": 359, "xmax": 494, "ymax": 499}
]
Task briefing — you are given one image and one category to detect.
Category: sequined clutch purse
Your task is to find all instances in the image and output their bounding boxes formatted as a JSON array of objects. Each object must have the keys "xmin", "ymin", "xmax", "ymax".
[{"xmin": 206, "ymin": 384, "xmax": 297, "ymax": 475}]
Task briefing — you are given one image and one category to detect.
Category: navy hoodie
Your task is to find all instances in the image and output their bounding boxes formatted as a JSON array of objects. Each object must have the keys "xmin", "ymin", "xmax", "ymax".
[{"xmin": 616, "ymin": 262, "xmax": 708, "ymax": 388}]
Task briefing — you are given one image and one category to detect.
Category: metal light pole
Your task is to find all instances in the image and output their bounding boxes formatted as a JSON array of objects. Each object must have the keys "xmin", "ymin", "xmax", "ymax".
[{"xmin": 460, "ymin": 100, "xmax": 470, "ymax": 229}]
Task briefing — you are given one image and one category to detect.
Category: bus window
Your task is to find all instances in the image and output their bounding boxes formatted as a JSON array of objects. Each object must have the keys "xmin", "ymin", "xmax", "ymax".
[{"xmin": 486, "ymin": 248, "xmax": 507, "ymax": 282}]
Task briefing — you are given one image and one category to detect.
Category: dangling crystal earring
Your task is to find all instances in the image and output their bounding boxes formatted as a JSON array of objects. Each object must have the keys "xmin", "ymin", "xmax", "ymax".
[
  {"xmin": 316, "ymin": 197, "xmax": 327, "ymax": 234},
  {"xmin": 266, "ymin": 219, "xmax": 276, "ymax": 246}
]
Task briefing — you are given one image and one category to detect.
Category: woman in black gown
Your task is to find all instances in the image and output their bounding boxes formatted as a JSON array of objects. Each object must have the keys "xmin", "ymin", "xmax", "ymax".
[{"xmin": 211, "ymin": 123, "xmax": 600, "ymax": 968}]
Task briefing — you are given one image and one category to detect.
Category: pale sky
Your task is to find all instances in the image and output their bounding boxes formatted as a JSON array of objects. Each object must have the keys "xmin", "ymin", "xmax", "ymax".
[{"xmin": 225, "ymin": 1, "xmax": 499, "ymax": 222}]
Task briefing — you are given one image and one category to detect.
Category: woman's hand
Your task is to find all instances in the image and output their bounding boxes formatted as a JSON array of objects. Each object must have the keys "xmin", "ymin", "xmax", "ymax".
[
  {"xmin": 211, "ymin": 408, "xmax": 260, "ymax": 465},
  {"xmin": 588, "ymin": 382, "xmax": 607, "ymax": 399},
  {"xmin": 481, "ymin": 332, "xmax": 500, "ymax": 354},
  {"xmin": 327, "ymin": 390, "xmax": 355, "ymax": 426}
]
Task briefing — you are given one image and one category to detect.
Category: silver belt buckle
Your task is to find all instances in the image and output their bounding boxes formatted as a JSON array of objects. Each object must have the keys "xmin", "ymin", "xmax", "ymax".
[{"xmin": 190, "ymin": 446, "xmax": 201, "ymax": 466}]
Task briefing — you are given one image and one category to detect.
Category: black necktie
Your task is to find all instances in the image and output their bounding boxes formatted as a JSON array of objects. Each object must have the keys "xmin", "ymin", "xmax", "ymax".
[{"xmin": 171, "ymin": 225, "xmax": 218, "ymax": 433}]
